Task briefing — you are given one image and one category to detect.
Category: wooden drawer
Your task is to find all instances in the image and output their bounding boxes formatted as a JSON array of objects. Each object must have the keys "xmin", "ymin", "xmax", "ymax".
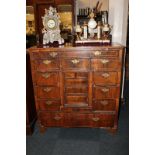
[
  {"xmin": 39, "ymin": 112, "xmax": 63, "ymax": 127},
  {"xmin": 91, "ymin": 58, "xmax": 121, "ymax": 71},
  {"xmin": 92, "ymin": 113, "xmax": 115, "ymax": 127},
  {"xmin": 32, "ymin": 51, "xmax": 59, "ymax": 59},
  {"xmin": 65, "ymin": 86, "xmax": 88, "ymax": 94},
  {"xmin": 61, "ymin": 51, "xmax": 90, "ymax": 58},
  {"xmin": 36, "ymin": 86, "xmax": 60, "ymax": 99},
  {"xmin": 91, "ymin": 50, "xmax": 119, "ymax": 58},
  {"xmin": 62, "ymin": 58, "xmax": 90, "ymax": 70},
  {"xmin": 92, "ymin": 99, "xmax": 116, "ymax": 111},
  {"xmin": 65, "ymin": 95, "xmax": 88, "ymax": 105},
  {"xmin": 34, "ymin": 59, "xmax": 60, "ymax": 71},
  {"xmin": 35, "ymin": 72, "xmax": 59, "ymax": 86},
  {"xmin": 93, "ymin": 72, "xmax": 120, "ymax": 85},
  {"xmin": 64, "ymin": 72, "xmax": 88, "ymax": 78},
  {"xmin": 94, "ymin": 86, "xmax": 120, "ymax": 99},
  {"xmin": 65, "ymin": 78, "xmax": 88, "ymax": 86},
  {"xmin": 38, "ymin": 100, "xmax": 61, "ymax": 111},
  {"xmin": 64, "ymin": 113, "xmax": 93, "ymax": 127},
  {"xmin": 39, "ymin": 112, "xmax": 115, "ymax": 128},
  {"xmin": 64, "ymin": 113, "xmax": 114, "ymax": 127}
]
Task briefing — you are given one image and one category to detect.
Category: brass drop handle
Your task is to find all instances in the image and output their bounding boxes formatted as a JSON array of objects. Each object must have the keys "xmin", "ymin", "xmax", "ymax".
[
  {"xmin": 94, "ymin": 51, "xmax": 101, "ymax": 56},
  {"xmin": 101, "ymin": 88, "xmax": 109, "ymax": 92},
  {"xmin": 45, "ymin": 101, "xmax": 52, "ymax": 105},
  {"xmin": 101, "ymin": 59, "xmax": 109, "ymax": 64},
  {"xmin": 92, "ymin": 117, "xmax": 100, "ymax": 122},
  {"xmin": 41, "ymin": 73, "xmax": 51, "ymax": 79},
  {"xmin": 102, "ymin": 73, "xmax": 110, "ymax": 78},
  {"xmin": 43, "ymin": 87, "xmax": 52, "ymax": 92},
  {"xmin": 54, "ymin": 116, "xmax": 61, "ymax": 121},
  {"xmin": 100, "ymin": 100, "xmax": 108, "ymax": 106},
  {"xmin": 71, "ymin": 59, "xmax": 80, "ymax": 64},
  {"xmin": 43, "ymin": 60, "xmax": 51, "ymax": 65},
  {"xmin": 49, "ymin": 52, "xmax": 58, "ymax": 58}
]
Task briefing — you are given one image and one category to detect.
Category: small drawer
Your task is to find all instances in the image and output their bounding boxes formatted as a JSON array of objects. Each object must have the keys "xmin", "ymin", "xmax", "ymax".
[
  {"xmin": 65, "ymin": 86, "xmax": 88, "ymax": 94},
  {"xmin": 91, "ymin": 58, "xmax": 121, "ymax": 71},
  {"xmin": 62, "ymin": 58, "xmax": 90, "ymax": 70},
  {"xmin": 34, "ymin": 59, "xmax": 60, "ymax": 71},
  {"xmin": 65, "ymin": 78, "xmax": 88, "ymax": 86},
  {"xmin": 92, "ymin": 99, "xmax": 116, "ymax": 111},
  {"xmin": 91, "ymin": 113, "xmax": 115, "ymax": 127},
  {"xmin": 93, "ymin": 86, "xmax": 120, "ymax": 99},
  {"xmin": 91, "ymin": 50, "xmax": 119, "ymax": 57},
  {"xmin": 64, "ymin": 72, "xmax": 88, "ymax": 79},
  {"xmin": 32, "ymin": 51, "xmax": 59, "ymax": 59},
  {"xmin": 35, "ymin": 72, "xmax": 59, "ymax": 86},
  {"xmin": 65, "ymin": 95, "xmax": 88, "ymax": 105},
  {"xmin": 36, "ymin": 86, "xmax": 60, "ymax": 99},
  {"xmin": 38, "ymin": 100, "xmax": 61, "ymax": 111},
  {"xmin": 93, "ymin": 72, "xmax": 120, "ymax": 85},
  {"xmin": 61, "ymin": 51, "xmax": 90, "ymax": 58},
  {"xmin": 39, "ymin": 112, "xmax": 63, "ymax": 127},
  {"xmin": 64, "ymin": 113, "xmax": 93, "ymax": 127}
]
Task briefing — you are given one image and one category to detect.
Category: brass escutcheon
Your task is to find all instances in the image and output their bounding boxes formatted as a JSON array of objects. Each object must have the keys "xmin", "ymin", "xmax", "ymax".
[
  {"xmin": 43, "ymin": 87, "xmax": 52, "ymax": 92},
  {"xmin": 101, "ymin": 59, "xmax": 109, "ymax": 64},
  {"xmin": 101, "ymin": 88, "xmax": 109, "ymax": 92},
  {"xmin": 94, "ymin": 51, "xmax": 101, "ymax": 56},
  {"xmin": 92, "ymin": 117, "xmax": 100, "ymax": 122},
  {"xmin": 101, "ymin": 73, "xmax": 110, "ymax": 78},
  {"xmin": 43, "ymin": 60, "xmax": 51, "ymax": 65},
  {"xmin": 71, "ymin": 59, "xmax": 80, "ymax": 64},
  {"xmin": 41, "ymin": 73, "xmax": 51, "ymax": 79},
  {"xmin": 49, "ymin": 52, "xmax": 58, "ymax": 58}
]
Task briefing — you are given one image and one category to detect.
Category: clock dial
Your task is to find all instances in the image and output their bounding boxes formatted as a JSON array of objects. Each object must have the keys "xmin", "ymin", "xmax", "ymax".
[{"xmin": 47, "ymin": 19, "xmax": 56, "ymax": 29}]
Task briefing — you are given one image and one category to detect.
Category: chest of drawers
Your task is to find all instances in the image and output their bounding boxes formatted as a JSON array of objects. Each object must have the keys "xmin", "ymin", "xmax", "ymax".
[{"xmin": 28, "ymin": 44, "xmax": 124, "ymax": 133}]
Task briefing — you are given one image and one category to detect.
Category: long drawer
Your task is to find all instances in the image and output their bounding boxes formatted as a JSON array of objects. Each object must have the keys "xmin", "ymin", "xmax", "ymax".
[{"xmin": 39, "ymin": 112, "xmax": 115, "ymax": 128}]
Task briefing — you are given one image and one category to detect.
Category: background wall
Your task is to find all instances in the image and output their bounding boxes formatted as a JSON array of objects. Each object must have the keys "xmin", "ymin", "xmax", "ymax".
[{"xmin": 109, "ymin": 0, "xmax": 128, "ymax": 46}]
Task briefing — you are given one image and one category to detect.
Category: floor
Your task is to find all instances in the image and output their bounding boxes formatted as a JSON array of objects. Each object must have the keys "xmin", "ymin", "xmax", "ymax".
[{"xmin": 26, "ymin": 80, "xmax": 129, "ymax": 155}]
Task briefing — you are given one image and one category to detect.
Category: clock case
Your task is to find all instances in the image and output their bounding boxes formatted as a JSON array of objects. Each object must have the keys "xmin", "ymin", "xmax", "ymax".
[{"xmin": 42, "ymin": 6, "xmax": 64, "ymax": 45}]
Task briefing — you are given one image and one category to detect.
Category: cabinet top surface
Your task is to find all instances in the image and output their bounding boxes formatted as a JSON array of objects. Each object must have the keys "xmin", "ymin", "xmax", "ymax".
[{"xmin": 28, "ymin": 43, "xmax": 125, "ymax": 53}]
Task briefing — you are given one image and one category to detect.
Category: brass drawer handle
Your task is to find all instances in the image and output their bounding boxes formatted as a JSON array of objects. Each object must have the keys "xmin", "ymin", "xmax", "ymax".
[
  {"xmin": 92, "ymin": 117, "xmax": 100, "ymax": 122},
  {"xmin": 101, "ymin": 88, "xmax": 109, "ymax": 92},
  {"xmin": 100, "ymin": 100, "xmax": 109, "ymax": 106},
  {"xmin": 43, "ymin": 60, "xmax": 51, "ymax": 65},
  {"xmin": 43, "ymin": 87, "xmax": 52, "ymax": 92},
  {"xmin": 94, "ymin": 51, "xmax": 101, "ymax": 56},
  {"xmin": 45, "ymin": 101, "xmax": 52, "ymax": 105},
  {"xmin": 101, "ymin": 59, "xmax": 109, "ymax": 64},
  {"xmin": 102, "ymin": 73, "xmax": 110, "ymax": 78},
  {"xmin": 54, "ymin": 116, "xmax": 61, "ymax": 121},
  {"xmin": 41, "ymin": 73, "xmax": 51, "ymax": 79},
  {"xmin": 71, "ymin": 59, "xmax": 80, "ymax": 64},
  {"xmin": 49, "ymin": 52, "xmax": 58, "ymax": 58}
]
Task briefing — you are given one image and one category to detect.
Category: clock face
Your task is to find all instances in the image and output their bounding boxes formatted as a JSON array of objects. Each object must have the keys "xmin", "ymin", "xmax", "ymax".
[{"xmin": 47, "ymin": 19, "xmax": 56, "ymax": 29}]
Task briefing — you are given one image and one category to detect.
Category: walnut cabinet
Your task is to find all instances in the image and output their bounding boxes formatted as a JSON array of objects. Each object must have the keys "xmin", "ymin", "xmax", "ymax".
[{"xmin": 28, "ymin": 44, "xmax": 125, "ymax": 133}]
